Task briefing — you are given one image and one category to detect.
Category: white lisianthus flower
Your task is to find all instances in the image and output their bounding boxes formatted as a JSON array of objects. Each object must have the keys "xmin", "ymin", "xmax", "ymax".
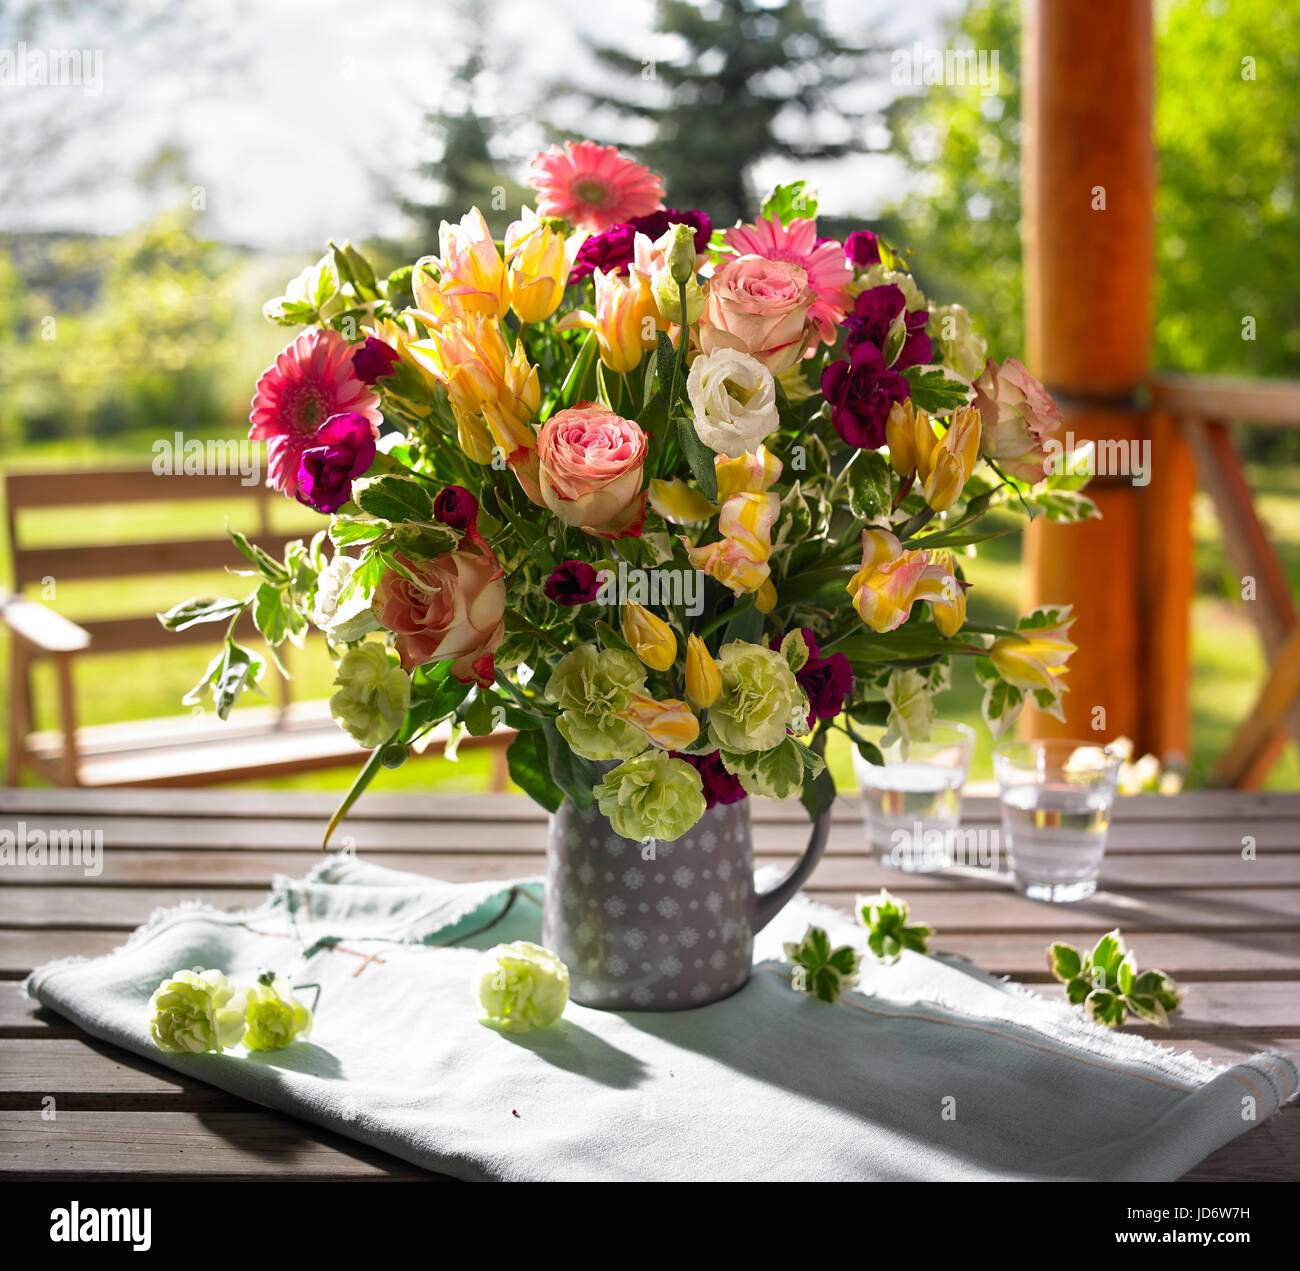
[
  {"xmin": 311, "ymin": 553, "xmax": 382, "ymax": 642},
  {"xmin": 928, "ymin": 302, "xmax": 988, "ymax": 382},
  {"xmin": 686, "ymin": 349, "xmax": 779, "ymax": 458}
]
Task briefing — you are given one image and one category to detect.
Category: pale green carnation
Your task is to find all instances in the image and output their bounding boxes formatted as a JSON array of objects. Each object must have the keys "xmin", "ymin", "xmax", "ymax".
[
  {"xmin": 149, "ymin": 968, "xmax": 246, "ymax": 1054},
  {"xmin": 709, "ymin": 641, "xmax": 806, "ymax": 754},
  {"xmin": 474, "ymin": 941, "xmax": 570, "ymax": 1034},
  {"xmin": 545, "ymin": 644, "xmax": 649, "ymax": 760},
  {"xmin": 596, "ymin": 750, "xmax": 706, "ymax": 842},
  {"xmin": 329, "ymin": 642, "xmax": 411, "ymax": 748},
  {"xmin": 242, "ymin": 973, "xmax": 313, "ymax": 1051},
  {"xmin": 929, "ymin": 302, "xmax": 988, "ymax": 383},
  {"xmin": 881, "ymin": 668, "xmax": 935, "ymax": 748}
]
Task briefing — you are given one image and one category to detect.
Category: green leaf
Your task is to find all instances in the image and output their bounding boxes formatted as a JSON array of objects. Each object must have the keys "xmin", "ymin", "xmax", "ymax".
[
  {"xmin": 157, "ymin": 596, "xmax": 246, "ymax": 632},
  {"xmin": 846, "ymin": 449, "xmax": 892, "ymax": 520},
  {"xmin": 854, "ymin": 738, "xmax": 885, "ymax": 767},
  {"xmin": 761, "ymin": 180, "xmax": 819, "ymax": 224},
  {"xmin": 847, "ymin": 699, "xmax": 891, "ymax": 727},
  {"xmin": 209, "ymin": 641, "xmax": 266, "ymax": 720},
  {"xmin": 1089, "ymin": 930, "xmax": 1125, "ymax": 980},
  {"xmin": 1048, "ymin": 941, "xmax": 1082, "ymax": 981},
  {"xmin": 506, "ymin": 730, "xmax": 564, "ymax": 813},
  {"xmin": 329, "ymin": 518, "xmax": 389, "ymax": 546},
  {"xmin": 354, "ymin": 475, "xmax": 434, "ymax": 523},
  {"xmin": 980, "ymin": 677, "xmax": 1024, "ymax": 741},
  {"xmin": 541, "ymin": 718, "xmax": 599, "ymax": 812},
  {"xmin": 721, "ymin": 601, "xmax": 762, "ymax": 646},
  {"xmin": 558, "ymin": 330, "xmax": 598, "ymax": 409},
  {"xmin": 1022, "ymin": 489, "xmax": 1100, "ymax": 523},
  {"xmin": 902, "ymin": 363, "xmax": 975, "ymax": 415},
  {"xmin": 228, "ymin": 525, "xmax": 289, "ymax": 583},
  {"xmin": 1066, "ymin": 976, "xmax": 1092, "ymax": 1005},
  {"xmin": 252, "ymin": 581, "xmax": 291, "ymax": 646},
  {"xmin": 676, "ymin": 414, "xmax": 719, "ymax": 502},
  {"xmin": 1117, "ymin": 952, "xmax": 1137, "ymax": 996}
]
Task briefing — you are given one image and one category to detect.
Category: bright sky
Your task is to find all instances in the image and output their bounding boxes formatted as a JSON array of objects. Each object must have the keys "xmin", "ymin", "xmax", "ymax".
[{"xmin": 0, "ymin": 0, "xmax": 964, "ymax": 251}]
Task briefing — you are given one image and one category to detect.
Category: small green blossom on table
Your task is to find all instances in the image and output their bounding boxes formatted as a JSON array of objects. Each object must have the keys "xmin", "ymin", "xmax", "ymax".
[
  {"xmin": 243, "ymin": 972, "xmax": 314, "ymax": 1051},
  {"xmin": 783, "ymin": 925, "xmax": 862, "ymax": 1003},
  {"xmin": 1048, "ymin": 929, "xmax": 1186, "ymax": 1028},
  {"xmin": 475, "ymin": 941, "xmax": 570, "ymax": 1034},
  {"xmin": 857, "ymin": 889, "xmax": 933, "ymax": 964}
]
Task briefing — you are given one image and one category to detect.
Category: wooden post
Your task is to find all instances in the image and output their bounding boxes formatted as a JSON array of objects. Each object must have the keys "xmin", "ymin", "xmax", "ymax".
[{"xmin": 1021, "ymin": 0, "xmax": 1190, "ymax": 756}]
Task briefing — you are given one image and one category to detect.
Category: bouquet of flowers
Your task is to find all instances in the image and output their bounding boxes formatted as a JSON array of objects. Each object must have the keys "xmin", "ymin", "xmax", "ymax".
[{"xmin": 164, "ymin": 140, "xmax": 1095, "ymax": 845}]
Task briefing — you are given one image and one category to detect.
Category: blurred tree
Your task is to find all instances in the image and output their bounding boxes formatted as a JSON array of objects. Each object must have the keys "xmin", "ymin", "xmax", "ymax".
[
  {"xmin": 877, "ymin": 0, "xmax": 1022, "ymax": 358},
  {"xmin": 403, "ymin": 43, "xmax": 530, "ymax": 243},
  {"xmin": 568, "ymin": 0, "xmax": 870, "ymax": 227},
  {"xmin": 879, "ymin": 0, "xmax": 1300, "ymax": 382}
]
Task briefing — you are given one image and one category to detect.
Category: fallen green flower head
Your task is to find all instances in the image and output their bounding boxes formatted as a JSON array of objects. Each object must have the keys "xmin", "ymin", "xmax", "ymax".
[
  {"xmin": 1048, "ymin": 929, "xmax": 1185, "ymax": 1028},
  {"xmin": 857, "ymin": 889, "xmax": 933, "ymax": 964},
  {"xmin": 783, "ymin": 925, "xmax": 862, "ymax": 1003},
  {"xmin": 149, "ymin": 968, "xmax": 247, "ymax": 1054},
  {"xmin": 242, "ymin": 972, "xmax": 314, "ymax": 1051},
  {"xmin": 475, "ymin": 940, "xmax": 570, "ymax": 1034}
]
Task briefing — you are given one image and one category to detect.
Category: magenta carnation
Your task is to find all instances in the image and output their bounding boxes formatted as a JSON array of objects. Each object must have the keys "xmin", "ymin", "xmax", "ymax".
[
  {"xmin": 671, "ymin": 750, "xmax": 747, "ymax": 809},
  {"xmin": 352, "ymin": 336, "xmax": 401, "ymax": 384},
  {"xmin": 794, "ymin": 628, "xmax": 854, "ymax": 722},
  {"xmin": 821, "ymin": 342, "xmax": 910, "ymax": 451},
  {"xmin": 844, "ymin": 284, "xmax": 932, "ymax": 369},
  {"xmin": 295, "ymin": 412, "xmax": 379, "ymax": 514},
  {"xmin": 544, "ymin": 560, "xmax": 601, "ymax": 607},
  {"xmin": 569, "ymin": 209, "xmax": 711, "ymax": 283}
]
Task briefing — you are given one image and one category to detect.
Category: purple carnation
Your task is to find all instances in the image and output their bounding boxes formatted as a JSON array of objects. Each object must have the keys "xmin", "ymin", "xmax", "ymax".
[
  {"xmin": 794, "ymin": 628, "xmax": 853, "ymax": 723},
  {"xmin": 844, "ymin": 229, "xmax": 881, "ymax": 268},
  {"xmin": 351, "ymin": 336, "xmax": 401, "ymax": 384},
  {"xmin": 568, "ymin": 209, "xmax": 712, "ymax": 283},
  {"xmin": 821, "ymin": 342, "xmax": 910, "ymax": 451},
  {"xmin": 544, "ymin": 560, "xmax": 601, "ymax": 607},
  {"xmin": 434, "ymin": 484, "xmax": 479, "ymax": 530},
  {"xmin": 671, "ymin": 750, "xmax": 747, "ymax": 809},
  {"xmin": 295, "ymin": 412, "xmax": 378, "ymax": 514},
  {"xmin": 844, "ymin": 284, "xmax": 932, "ymax": 369}
]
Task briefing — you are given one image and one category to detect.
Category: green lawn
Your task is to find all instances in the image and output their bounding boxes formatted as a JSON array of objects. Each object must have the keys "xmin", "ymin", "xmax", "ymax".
[{"xmin": 3, "ymin": 434, "xmax": 1297, "ymax": 795}]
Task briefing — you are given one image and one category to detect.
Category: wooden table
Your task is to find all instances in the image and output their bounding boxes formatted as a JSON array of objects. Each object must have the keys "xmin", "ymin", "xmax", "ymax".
[{"xmin": 2, "ymin": 787, "xmax": 1297, "ymax": 1181}]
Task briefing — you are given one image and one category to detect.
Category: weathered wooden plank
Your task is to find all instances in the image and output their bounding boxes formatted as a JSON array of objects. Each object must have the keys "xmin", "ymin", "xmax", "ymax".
[
  {"xmin": 6, "ymin": 926, "xmax": 1300, "ymax": 983},
  {"xmin": 1182, "ymin": 1109, "xmax": 1300, "ymax": 1181},
  {"xmin": 2, "ymin": 788, "xmax": 1296, "ymax": 824},
  {"xmin": 0, "ymin": 993, "xmax": 77, "ymax": 1038},
  {"xmin": 0, "ymin": 1039, "xmax": 249, "ymax": 1110},
  {"xmin": 4, "ymin": 881, "xmax": 1298, "ymax": 938},
  {"xmin": 0, "ymin": 1110, "xmax": 437, "ymax": 1179}
]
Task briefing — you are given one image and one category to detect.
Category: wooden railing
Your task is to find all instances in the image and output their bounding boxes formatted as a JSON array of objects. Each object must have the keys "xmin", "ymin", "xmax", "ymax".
[{"xmin": 1149, "ymin": 375, "xmax": 1300, "ymax": 787}]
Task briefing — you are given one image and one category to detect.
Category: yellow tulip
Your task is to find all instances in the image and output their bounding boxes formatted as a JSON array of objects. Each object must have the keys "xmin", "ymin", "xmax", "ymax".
[
  {"xmin": 557, "ymin": 267, "xmax": 659, "ymax": 373},
  {"xmin": 922, "ymin": 406, "xmax": 982, "ymax": 513},
  {"xmin": 990, "ymin": 618, "xmax": 1077, "ymax": 694},
  {"xmin": 437, "ymin": 207, "xmax": 506, "ymax": 319},
  {"xmin": 684, "ymin": 491, "xmax": 779, "ymax": 596},
  {"xmin": 622, "ymin": 603, "xmax": 677, "ymax": 672},
  {"xmin": 714, "ymin": 445, "xmax": 783, "ymax": 501},
  {"xmin": 648, "ymin": 478, "xmax": 716, "ymax": 525},
  {"xmin": 505, "ymin": 208, "xmax": 568, "ymax": 324},
  {"xmin": 616, "ymin": 692, "xmax": 700, "ymax": 750},
  {"xmin": 886, "ymin": 400, "xmax": 918, "ymax": 478},
  {"xmin": 407, "ymin": 315, "xmax": 540, "ymax": 465},
  {"xmin": 684, "ymin": 634, "xmax": 721, "ymax": 708},
  {"xmin": 754, "ymin": 578, "xmax": 778, "ymax": 614},
  {"xmin": 847, "ymin": 528, "xmax": 959, "ymax": 633}
]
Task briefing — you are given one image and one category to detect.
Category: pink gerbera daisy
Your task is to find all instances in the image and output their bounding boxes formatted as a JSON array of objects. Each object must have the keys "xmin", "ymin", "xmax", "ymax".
[
  {"xmin": 723, "ymin": 216, "xmax": 854, "ymax": 345},
  {"xmin": 249, "ymin": 329, "xmax": 382, "ymax": 497},
  {"xmin": 526, "ymin": 140, "xmax": 665, "ymax": 232}
]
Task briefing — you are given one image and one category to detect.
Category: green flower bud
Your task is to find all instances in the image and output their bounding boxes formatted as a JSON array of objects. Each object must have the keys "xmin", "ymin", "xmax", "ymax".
[
  {"xmin": 149, "ymin": 969, "xmax": 246, "ymax": 1054},
  {"xmin": 329, "ymin": 642, "xmax": 411, "ymax": 749},
  {"xmin": 474, "ymin": 941, "xmax": 569, "ymax": 1034},
  {"xmin": 596, "ymin": 749, "xmax": 706, "ymax": 842},
  {"xmin": 708, "ymin": 640, "xmax": 806, "ymax": 754},
  {"xmin": 242, "ymin": 974, "xmax": 313, "ymax": 1051},
  {"xmin": 652, "ymin": 268, "xmax": 705, "ymax": 325},
  {"xmin": 545, "ymin": 644, "xmax": 649, "ymax": 760},
  {"xmin": 664, "ymin": 222, "xmax": 698, "ymax": 284}
]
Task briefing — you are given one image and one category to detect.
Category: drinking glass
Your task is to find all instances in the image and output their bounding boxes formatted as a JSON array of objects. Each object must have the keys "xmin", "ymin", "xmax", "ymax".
[
  {"xmin": 853, "ymin": 721, "xmax": 975, "ymax": 873},
  {"xmin": 993, "ymin": 739, "xmax": 1121, "ymax": 902}
]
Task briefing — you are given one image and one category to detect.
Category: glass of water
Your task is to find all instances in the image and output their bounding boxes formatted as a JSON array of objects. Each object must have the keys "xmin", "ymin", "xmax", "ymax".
[
  {"xmin": 853, "ymin": 721, "xmax": 975, "ymax": 872},
  {"xmin": 993, "ymin": 739, "xmax": 1121, "ymax": 902}
]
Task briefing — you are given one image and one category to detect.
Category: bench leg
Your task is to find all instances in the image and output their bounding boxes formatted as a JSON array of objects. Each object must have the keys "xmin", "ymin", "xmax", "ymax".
[
  {"xmin": 5, "ymin": 641, "xmax": 31, "ymax": 786},
  {"xmin": 53, "ymin": 652, "xmax": 81, "ymax": 786}
]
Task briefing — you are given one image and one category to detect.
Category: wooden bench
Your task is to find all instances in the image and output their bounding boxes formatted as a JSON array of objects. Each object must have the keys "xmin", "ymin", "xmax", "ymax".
[{"xmin": 2, "ymin": 467, "xmax": 510, "ymax": 789}]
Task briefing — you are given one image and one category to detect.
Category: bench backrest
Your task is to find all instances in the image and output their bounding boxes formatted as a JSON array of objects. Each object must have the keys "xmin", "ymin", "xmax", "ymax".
[{"xmin": 4, "ymin": 467, "xmax": 297, "ymax": 656}]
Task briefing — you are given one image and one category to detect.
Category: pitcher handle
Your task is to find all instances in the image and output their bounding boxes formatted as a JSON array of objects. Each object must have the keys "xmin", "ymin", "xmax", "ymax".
[{"xmin": 752, "ymin": 807, "xmax": 833, "ymax": 933}]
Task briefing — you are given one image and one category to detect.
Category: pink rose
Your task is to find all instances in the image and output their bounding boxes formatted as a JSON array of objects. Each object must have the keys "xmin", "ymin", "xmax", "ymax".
[
  {"xmin": 537, "ymin": 402, "xmax": 648, "ymax": 539},
  {"xmin": 372, "ymin": 548, "xmax": 505, "ymax": 684},
  {"xmin": 698, "ymin": 254, "xmax": 814, "ymax": 375},
  {"xmin": 972, "ymin": 357, "xmax": 1064, "ymax": 484}
]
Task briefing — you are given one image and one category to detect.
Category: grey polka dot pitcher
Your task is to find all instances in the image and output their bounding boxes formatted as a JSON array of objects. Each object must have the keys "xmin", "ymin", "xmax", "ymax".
[{"xmin": 543, "ymin": 796, "xmax": 831, "ymax": 1010}]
